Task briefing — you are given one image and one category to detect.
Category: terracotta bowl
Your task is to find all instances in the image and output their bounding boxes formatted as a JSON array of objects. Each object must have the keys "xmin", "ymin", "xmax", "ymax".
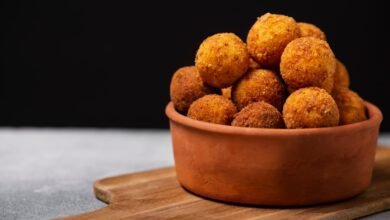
[{"xmin": 165, "ymin": 102, "xmax": 382, "ymax": 206}]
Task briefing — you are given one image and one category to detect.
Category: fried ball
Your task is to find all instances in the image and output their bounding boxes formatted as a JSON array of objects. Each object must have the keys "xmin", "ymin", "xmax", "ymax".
[
  {"xmin": 170, "ymin": 66, "xmax": 218, "ymax": 113},
  {"xmin": 232, "ymin": 101, "xmax": 284, "ymax": 128},
  {"xmin": 187, "ymin": 95, "xmax": 237, "ymax": 125},
  {"xmin": 222, "ymin": 87, "xmax": 232, "ymax": 99},
  {"xmin": 280, "ymin": 37, "xmax": 336, "ymax": 93},
  {"xmin": 283, "ymin": 87, "xmax": 339, "ymax": 128},
  {"xmin": 298, "ymin": 22, "xmax": 326, "ymax": 41},
  {"xmin": 195, "ymin": 33, "xmax": 249, "ymax": 88},
  {"xmin": 247, "ymin": 13, "xmax": 300, "ymax": 68},
  {"xmin": 332, "ymin": 87, "xmax": 366, "ymax": 125},
  {"xmin": 334, "ymin": 59, "xmax": 350, "ymax": 88},
  {"xmin": 232, "ymin": 69, "xmax": 286, "ymax": 110},
  {"xmin": 249, "ymin": 57, "xmax": 261, "ymax": 69}
]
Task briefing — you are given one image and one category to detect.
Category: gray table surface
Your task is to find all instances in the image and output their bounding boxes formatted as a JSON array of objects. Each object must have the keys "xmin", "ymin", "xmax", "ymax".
[{"xmin": 0, "ymin": 128, "xmax": 389, "ymax": 220}]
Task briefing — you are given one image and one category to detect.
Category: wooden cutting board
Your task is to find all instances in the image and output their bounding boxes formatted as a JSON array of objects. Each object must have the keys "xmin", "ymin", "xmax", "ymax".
[{"xmin": 62, "ymin": 147, "xmax": 390, "ymax": 220}]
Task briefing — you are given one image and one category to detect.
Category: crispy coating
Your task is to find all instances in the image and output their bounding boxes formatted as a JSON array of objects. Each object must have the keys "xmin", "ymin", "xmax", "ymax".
[
  {"xmin": 283, "ymin": 87, "xmax": 339, "ymax": 128},
  {"xmin": 334, "ymin": 59, "xmax": 350, "ymax": 88},
  {"xmin": 332, "ymin": 87, "xmax": 366, "ymax": 125},
  {"xmin": 195, "ymin": 33, "xmax": 249, "ymax": 88},
  {"xmin": 247, "ymin": 13, "xmax": 300, "ymax": 68},
  {"xmin": 222, "ymin": 87, "xmax": 232, "ymax": 99},
  {"xmin": 187, "ymin": 95, "xmax": 238, "ymax": 125},
  {"xmin": 280, "ymin": 37, "xmax": 336, "ymax": 93},
  {"xmin": 298, "ymin": 22, "xmax": 326, "ymax": 41},
  {"xmin": 232, "ymin": 101, "xmax": 284, "ymax": 128},
  {"xmin": 232, "ymin": 69, "xmax": 286, "ymax": 110},
  {"xmin": 170, "ymin": 66, "xmax": 218, "ymax": 113},
  {"xmin": 249, "ymin": 57, "xmax": 261, "ymax": 69}
]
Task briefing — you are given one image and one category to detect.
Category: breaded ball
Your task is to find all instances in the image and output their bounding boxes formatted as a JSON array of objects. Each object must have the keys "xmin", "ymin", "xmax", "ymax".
[
  {"xmin": 249, "ymin": 57, "xmax": 261, "ymax": 69},
  {"xmin": 280, "ymin": 37, "xmax": 336, "ymax": 93},
  {"xmin": 222, "ymin": 87, "xmax": 232, "ymax": 99},
  {"xmin": 195, "ymin": 33, "xmax": 249, "ymax": 88},
  {"xmin": 232, "ymin": 69, "xmax": 286, "ymax": 110},
  {"xmin": 247, "ymin": 13, "xmax": 300, "ymax": 68},
  {"xmin": 232, "ymin": 101, "xmax": 284, "ymax": 128},
  {"xmin": 283, "ymin": 87, "xmax": 339, "ymax": 128},
  {"xmin": 187, "ymin": 95, "xmax": 237, "ymax": 125},
  {"xmin": 298, "ymin": 22, "xmax": 326, "ymax": 41},
  {"xmin": 334, "ymin": 59, "xmax": 350, "ymax": 88},
  {"xmin": 170, "ymin": 66, "xmax": 218, "ymax": 113},
  {"xmin": 332, "ymin": 87, "xmax": 366, "ymax": 125}
]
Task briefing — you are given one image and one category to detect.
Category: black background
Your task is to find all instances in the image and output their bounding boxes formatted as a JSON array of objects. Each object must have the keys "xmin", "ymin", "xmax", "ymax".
[{"xmin": 1, "ymin": 1, "xmax": 388, "ymax": 130}]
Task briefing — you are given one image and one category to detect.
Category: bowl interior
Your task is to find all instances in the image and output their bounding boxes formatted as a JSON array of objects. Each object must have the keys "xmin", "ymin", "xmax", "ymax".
[{"xmin": 166, "ymin": 101, "xmax": 382, "ymax": 136}]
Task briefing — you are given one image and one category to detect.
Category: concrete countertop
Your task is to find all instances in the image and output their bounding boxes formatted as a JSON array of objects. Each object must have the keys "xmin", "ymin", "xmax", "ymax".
[{"xmin": 0, "ymin": 128, "xmax": 389, "ymax": 219}]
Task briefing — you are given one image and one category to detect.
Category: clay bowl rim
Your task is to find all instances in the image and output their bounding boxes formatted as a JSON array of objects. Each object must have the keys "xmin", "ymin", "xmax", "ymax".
[{"xmin": 165, "ymin": 101, "xmax": 383, "ymax": 137}]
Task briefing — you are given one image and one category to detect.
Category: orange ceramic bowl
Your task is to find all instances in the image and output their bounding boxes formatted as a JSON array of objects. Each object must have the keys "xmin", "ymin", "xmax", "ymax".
[{"xmin": 165, "ymin": 102, "xmax": 382, "ymax": 206}]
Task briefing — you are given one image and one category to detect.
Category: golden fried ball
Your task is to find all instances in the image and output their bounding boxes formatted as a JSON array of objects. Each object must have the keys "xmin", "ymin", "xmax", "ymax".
[
  {"xmin": 332, "ymin": 87, "xmax": 366, "ymax": 125},
  {"xmin": 280, "ymin": 37, "xmax": 336, "ymax": 93},
  {"xmin": 222, "ymin": 87, "xmax": 232, "ymax": 99},
  {"xmin": 283, "ymin": 87, "xmax": 339, "ymax": 128},
  {"xmin": 249, "ymin": 57, "xmax": 261, "ymax": 69},
  {"xmin": 232, "ymin": 101, "xmax": 284, "ymax": 128},
  {"xmin": 170, "ymin": 66, "xmax": 218, "ymax": 113},
  {"xmin": 232, "ymin": 69, "xmax": 286, "ymax": 110},
  {"xmin": 195, "ymin": 33, "xmax": 249, "ymax": 88},
  {"xmin": 247, "ymin": 13, "xmax": 300, "ymax": 68},
  {"xmin": 334, "ymin": 59, "xmax": 350, "ymax": 88},
  {"xmin": 187, "ymin": 94, "xmax": 237, "ymax": 125},
  {"xmin": 298, "ymin": 22, "xmax": 326, "ymax": 41}
]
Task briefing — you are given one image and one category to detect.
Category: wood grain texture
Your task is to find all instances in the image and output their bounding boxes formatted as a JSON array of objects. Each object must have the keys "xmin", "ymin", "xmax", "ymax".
[{"xmin": 61, "ymin": 147, "xmax": 390, "ymax": 220}]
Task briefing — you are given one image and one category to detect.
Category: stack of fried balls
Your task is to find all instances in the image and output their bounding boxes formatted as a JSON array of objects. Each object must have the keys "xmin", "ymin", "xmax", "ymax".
[{"xmin": 170, "ymin": 13, "xmax": 367, "ymax": 129}]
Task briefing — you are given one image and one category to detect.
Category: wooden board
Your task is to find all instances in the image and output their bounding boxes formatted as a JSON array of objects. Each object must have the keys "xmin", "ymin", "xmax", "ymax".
[{"xmin": 62, "ymin": 147, "xmax": 390, "ymax": 220}]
